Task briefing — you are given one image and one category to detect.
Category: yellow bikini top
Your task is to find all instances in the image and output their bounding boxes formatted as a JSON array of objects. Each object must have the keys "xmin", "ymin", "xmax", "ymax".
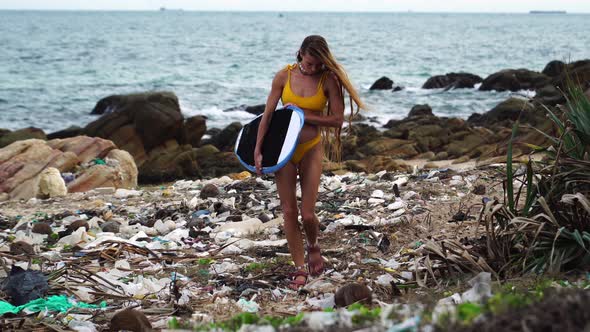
[{"xmin": 281, "ymin": 64, "xmax": 328, "ymax": 112}]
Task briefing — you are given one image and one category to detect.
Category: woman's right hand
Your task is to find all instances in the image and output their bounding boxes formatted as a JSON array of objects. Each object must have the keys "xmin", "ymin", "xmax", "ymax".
[{"xmin": 254, "ymin": 150, "xmax": 263, "ymax": 175}]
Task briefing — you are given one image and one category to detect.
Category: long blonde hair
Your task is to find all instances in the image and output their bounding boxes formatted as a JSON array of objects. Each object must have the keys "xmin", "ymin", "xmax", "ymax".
[{"xmin": 298, "ymin": 35, "xmax": 366, "ymax": 162}]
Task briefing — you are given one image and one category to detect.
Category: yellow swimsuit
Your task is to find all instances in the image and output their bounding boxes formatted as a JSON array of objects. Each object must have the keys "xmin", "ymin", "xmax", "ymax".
[{"xmin": 281, "ymin": 64, "xmax": 328, "ymax": 164}]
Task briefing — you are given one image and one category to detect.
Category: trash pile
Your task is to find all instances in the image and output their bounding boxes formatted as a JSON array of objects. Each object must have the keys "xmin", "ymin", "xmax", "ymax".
[{"xmin": 0, "ymin": 165, "xmax": 507, "ymax": 331}]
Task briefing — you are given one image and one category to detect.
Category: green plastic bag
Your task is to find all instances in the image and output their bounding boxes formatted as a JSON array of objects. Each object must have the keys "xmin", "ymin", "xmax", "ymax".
[{"xmin": 0, "ymin": 295, "xmax": 106, "ymax": 315}]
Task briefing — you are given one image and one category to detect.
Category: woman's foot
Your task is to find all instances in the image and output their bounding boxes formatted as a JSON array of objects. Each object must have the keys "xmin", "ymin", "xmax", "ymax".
[
  {"xmin": 307, "ymin": 243, "xmax": 325, "ymax": 277},
  {"xmin": 288, "ymin": 267, "xmax": 308, "ymax": 290}
]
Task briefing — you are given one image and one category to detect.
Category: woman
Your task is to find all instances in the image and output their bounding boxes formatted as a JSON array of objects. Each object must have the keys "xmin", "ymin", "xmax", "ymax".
[{"xmin": 254, "ymin": 35, "xmax": 365, "ymax": 289}]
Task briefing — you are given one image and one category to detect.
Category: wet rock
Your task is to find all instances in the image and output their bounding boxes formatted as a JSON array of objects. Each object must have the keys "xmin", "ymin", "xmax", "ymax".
[
  {"xmin": 408, "ymin": 104, "xmax": 433, "ymax": 117},
  {"xmin": 369, "ymin": 76, "xmax": 394, "ymax": 90},
  {"xmin": 245, "ymin": 104, "xmax": 266, "ymax": 115},
  {"xmin": 479, "ymin": 69, "xmax": 550, "ymax": 92},
  {"xmin": 182, "ymin": 115, "xmax": 207, "ymax": 148},
  {"xmin": 542, "ymin": 60, "xmax": 566, "ymax": 77},
  {"xmin": 0, "ymin": 127, "xmax": 46, "ymax": 148},
  {"xmin": 46, "ymin": 125, "xmax": 84, "ymax": 140},
  {"xmin": 422, "ymin": 72, "xmax": 483, "ymax": 89},
  {"xmin": 31, "ymin": 222, "xmax": 53, "ymax": 235},
  {"xmin": 208, "ymin": 122, "xmax": 242, "ymax": 152},
  {"xmin": 553, "ymin": 59, "xmax": 590, "ymax": 90},
  {"xmin": 468, "ymin": 97, "xmax": 538, "ymax": 127},
  {"xmin": 110, "ymin": 308, "xmax": 152, "ymax": 332},
  {"xmin": 10, "ymin": 241, "xmax": 35, "ymax": 255},
  {"xmin": 200, "ymin": 183, "xmax": 220, "ymax": 198},
  {"xmin": 534, "ymin": 84, "xmax": 565, "ymax": 106},
  {"xmin": 334, "ymin": 283, "xmax": 372, "ymax": 308}
]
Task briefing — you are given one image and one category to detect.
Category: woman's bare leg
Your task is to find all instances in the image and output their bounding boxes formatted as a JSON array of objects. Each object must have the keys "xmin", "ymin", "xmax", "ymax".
[
  {"xmin": 275, "ymin": 161, "xmax": 306, "ymax": 282},
  {"xmin": 298, "ymin": 142, "xmax": 324, "ymax": 275}
]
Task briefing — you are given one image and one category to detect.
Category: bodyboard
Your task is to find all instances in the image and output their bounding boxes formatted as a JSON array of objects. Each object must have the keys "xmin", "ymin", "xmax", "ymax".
[{"xmin": 234, "ymin": 105, "xmax": 305, "ymax": 174}]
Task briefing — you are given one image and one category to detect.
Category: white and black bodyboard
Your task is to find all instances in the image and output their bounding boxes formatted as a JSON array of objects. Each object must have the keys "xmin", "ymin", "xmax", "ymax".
[{"xmin": 234, "ymin": 105, "xmax": 305, "ymax": 174}]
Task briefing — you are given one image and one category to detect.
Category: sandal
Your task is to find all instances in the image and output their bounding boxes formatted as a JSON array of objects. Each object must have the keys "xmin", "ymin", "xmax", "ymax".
[
  {"xmin": 288, "ymin": 268, "xmax": 308, "ymax": 290},
  {"xmin": 306, "ymin": 243, "xmax": 325, "ymax": 277}
]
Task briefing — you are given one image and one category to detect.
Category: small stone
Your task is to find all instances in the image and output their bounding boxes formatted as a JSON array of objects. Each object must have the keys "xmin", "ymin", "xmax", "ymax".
[
  {"xmin": 110, "ymin": 308, "xmax": 152, "ymax": 332},
  {"xmin": 101, "ymin": 221, "xmax": 120, "ymax": 233},
  {"xmin": 257, "ymin": 213, "xmax": 271, "ymax": 223},
  {"xmin": 334, "ymin": 283, "xmax": 372, "ymax": 308},
  {"xmin": 10, "ymin": 241, "xmax": 35, "ymax": 255},
  {"xmin": 103, "ymin": 210, "xmax": 113, "ymax": 221},
  {"xmin": 472, "ymin": 184, "xmax": 486, "ymax": 195},
  {"xmin": 200, "ymin": 184, "xmax": 220, "ymax": 199},
  {"xmin": 31, "ymin": 222, "xmax": 53, "ymax": 235},
  {"xmin": 371, "ymin": 190, "xmax": 384, "ymax": 198},
  {"xmin": 68, "ymin": 220, "xmax": 89, "ymax": 233}
]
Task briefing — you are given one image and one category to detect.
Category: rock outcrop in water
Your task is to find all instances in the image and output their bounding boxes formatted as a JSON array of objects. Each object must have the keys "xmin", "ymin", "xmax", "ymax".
[
  {"xmin": 422, "ymin": 72, "xmax": 483, "ymax": 90},
  {"xmin": 479, "ymin": 68, "xmax": 550, "ymax": 92}
]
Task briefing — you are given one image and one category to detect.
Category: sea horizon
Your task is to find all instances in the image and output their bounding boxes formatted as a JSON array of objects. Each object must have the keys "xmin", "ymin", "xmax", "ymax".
[
  {"xmin": 0, "ymin": 11, "xmax": 588, "ymax": 133},
  {"xmin": 0, "ymin": 9, "xmax": 588, "ymax": 14}
]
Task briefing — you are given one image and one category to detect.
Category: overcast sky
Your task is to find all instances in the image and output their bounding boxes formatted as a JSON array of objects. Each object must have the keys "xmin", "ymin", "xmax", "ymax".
[{"xmin": 0, "ymin": 0, "xmax": 589, "ymax": 13}]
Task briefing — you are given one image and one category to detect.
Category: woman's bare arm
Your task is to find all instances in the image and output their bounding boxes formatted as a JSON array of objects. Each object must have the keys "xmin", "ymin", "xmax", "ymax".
[
  {"xmin": 254, "ymin": 70, "xmax": 286, "ymax": 173},
  {"xmin": 302, "ymin": 73, "xmax": 344, "ymax": 128}
]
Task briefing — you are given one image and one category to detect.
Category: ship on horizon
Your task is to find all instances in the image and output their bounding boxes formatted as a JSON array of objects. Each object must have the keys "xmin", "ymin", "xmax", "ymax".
[{"xmin": 529, "ymin": 10, "xmax": 566, "ymax": 14}]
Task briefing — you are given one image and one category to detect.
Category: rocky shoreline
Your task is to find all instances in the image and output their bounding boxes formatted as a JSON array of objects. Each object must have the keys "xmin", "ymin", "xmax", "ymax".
[
  {"xmin": 2, "ymin": 59, "xmax": 588, "ymax": 202},
  {"xmin": 0, "ymin": 59, "xmax": 589, "ymax": 330}
]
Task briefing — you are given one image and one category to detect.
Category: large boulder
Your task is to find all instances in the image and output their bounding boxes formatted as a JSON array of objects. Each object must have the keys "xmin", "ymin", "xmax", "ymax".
[
  {"xmin": 468, "ymin": 98, "xmax": 538, "ymax": 127},
  {"xmin": 408, "ymin": 104, "xmax": 433, "ymax": 117},
  {"xmin": 207, "ymin": 122, "xmax": 242, "ymax": 152},
  {"xmin": 182, "ymin": 115, "xmax": 207, "ymax": 147},
  {"xmin": 479, "ymin": 69, "xmax": 550, "ymax": 92},
  {"xmin": 542, "ymin": 60, "xmax": 566, "ymax": 77},
  {"xmin": 553, "ymin": 59, "xmax": 590, "ymax": 90},
  {"xmin": 138, "ymin": 141, "xmax": 201, "ymax": 183},
  {"xmin": 370, "ymin": 77, "xmax": 394, "ymax": 90},
  {"xmin": 422, "ymin": 73, "xmax": 483, "ymax": 89},
  {"xmin": 84, "ymin": 91, "xmax": 184, "ymax": 154},
  {"xmin": 534, "ymin": 85, "xmax": 565, "ymax": 106},
  {"xmin": 196, "ymin": 145, "xmax": 243, "ymax": 178},
  {"xmin": 0, "ymin": 137, "xmax": 137, "ymax": 201},
  {"xmin": 47, "ymin": 126, "xmax": 83, "ymax": 140},
  {"xmin": 0, "ymin": 127, "xmax": 46, "ymax": 148}
]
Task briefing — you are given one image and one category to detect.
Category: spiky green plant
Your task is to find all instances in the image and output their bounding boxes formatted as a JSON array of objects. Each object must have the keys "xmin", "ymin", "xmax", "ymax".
[{"xmin": 483, "ymin": 78, "xmax": 590, "ymax": 275}]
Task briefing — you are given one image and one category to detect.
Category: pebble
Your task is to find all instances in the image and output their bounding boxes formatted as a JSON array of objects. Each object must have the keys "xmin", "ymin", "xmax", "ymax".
[
  {"xmin": 31, "ymin": 222, "xmax": 53, "ymax": 235},
  {"xmin": 334, "ymin": 283, "xmax": 373, "ymax": 308},
  {"xmin": 200, "ymin": 184, "xmax": 220, "ymax": 198},
  {"xmin": 10, "ymin": 241, "xmax": 35, "ymax": 255},
  {"xmin": 110, "ymin": 308, "xmax": 152, "ymax": 332},
  {"xmin": 101, "ymin": 221, "xmax": 120, "ymax": 233}
]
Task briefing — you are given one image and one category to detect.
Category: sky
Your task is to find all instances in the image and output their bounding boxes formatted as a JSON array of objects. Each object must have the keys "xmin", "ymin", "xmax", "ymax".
[{"xmin": 0, "ymin": 0, "xmax": 588, "ymax": 13}]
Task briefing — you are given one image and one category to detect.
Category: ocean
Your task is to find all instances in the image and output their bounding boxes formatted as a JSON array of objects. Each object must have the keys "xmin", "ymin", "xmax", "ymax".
[{"xmin": 0, "ymin": 10, "xmax": 588, "ymax": 133}]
